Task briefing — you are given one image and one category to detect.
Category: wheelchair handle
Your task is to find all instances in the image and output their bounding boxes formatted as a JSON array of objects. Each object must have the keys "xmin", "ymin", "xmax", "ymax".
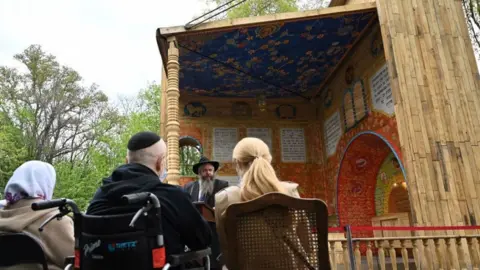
[
  {"xmin": 32, "ymin": 198, "xmax": 81, "ymax": 214},
  {"xmin": 32, "ymin": 198, "xmax": 67, "ymax": 211},
  {"xmin": 121, "ymin": 192, "xmax": 160, "ymax": 208},
  {"xmin": 123, "ymin": 192, "xmax": 161, "ymax": 230}
]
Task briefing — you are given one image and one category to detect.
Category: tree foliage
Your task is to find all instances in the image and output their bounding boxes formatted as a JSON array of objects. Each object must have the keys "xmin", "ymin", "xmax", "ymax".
[
  {"xmin": 180, "ymin": 146, "xmax": 202, "ymax": 176},
  {"xmin": 0, "ymin": 45, "xmax": 161, "ymax": 209},
  {"xmin": 207, "ymin": 0, "xmax": 329, "ymax": 19},
  {"xmin": 53, "ymin": 83, "xmax": 161, "ymax": 210},
  {"xmin": 463, "ymin": 0, "xmax": 480, "ymax": 60},
  {"xmin": 220, "ymin": 0, "xmax": 298, "ymax": 18},
  {"xmin": 0, "ymin": 113, "xmax": 27, "ymax": 190},
  {"xmin": 296, "ymin": 0, "xmax": 330, "ymax": 11},
  {"xmin": 0, "ymin": 45, "xmax": 121, "ymax": 164}
]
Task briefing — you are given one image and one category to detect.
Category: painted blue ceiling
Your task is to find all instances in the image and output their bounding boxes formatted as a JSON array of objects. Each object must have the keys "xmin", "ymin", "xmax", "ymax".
[{"xmin": 177, "ymin": 10, "xmax": 376, "ymax": 98}]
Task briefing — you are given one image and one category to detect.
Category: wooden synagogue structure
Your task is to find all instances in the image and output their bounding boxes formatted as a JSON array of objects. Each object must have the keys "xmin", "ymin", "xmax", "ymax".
[{"xmin": 156, "ymin": 0, "xmax": 480, "ymax": 240}]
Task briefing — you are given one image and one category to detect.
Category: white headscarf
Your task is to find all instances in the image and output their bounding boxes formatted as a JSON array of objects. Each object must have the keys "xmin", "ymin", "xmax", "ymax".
[{"xmin": 4, "ymin": 160, "xmax": 56, "ymax": 205}]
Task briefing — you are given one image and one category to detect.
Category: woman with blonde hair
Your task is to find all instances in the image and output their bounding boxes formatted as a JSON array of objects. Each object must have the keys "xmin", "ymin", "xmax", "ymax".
[
  {"xmin": 215, "ymin": 137, "xmax": 299, "ymax": 212},
  {"xmin": 215, "ymin": 137, "xmax": 307, "ymax": 269}
]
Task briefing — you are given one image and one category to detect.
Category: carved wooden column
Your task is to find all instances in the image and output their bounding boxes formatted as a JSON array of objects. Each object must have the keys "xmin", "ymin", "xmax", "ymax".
[
  {"xmin": 165, "ymin": 37, "xmax": 180, "ymax": 185},
  {"xmin": 377, "ymin": 0, "xmax": 480, "ymax": 228}
]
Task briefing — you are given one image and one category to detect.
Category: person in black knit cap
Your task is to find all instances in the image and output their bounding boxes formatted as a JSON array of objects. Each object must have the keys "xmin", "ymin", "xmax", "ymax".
[{"xmin": 87, "ymin": 131, "xmax": 212, "ymax": 268}]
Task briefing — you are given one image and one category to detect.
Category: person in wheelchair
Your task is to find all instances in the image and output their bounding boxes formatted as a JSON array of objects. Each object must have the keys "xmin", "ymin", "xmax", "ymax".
[
  {"xmin": 86, "ymin": 132, "xmax": 212, "ymax": 261},
  {"xmin": 0, "ymin": 161, "xmax": 74, "ymax": 270}
]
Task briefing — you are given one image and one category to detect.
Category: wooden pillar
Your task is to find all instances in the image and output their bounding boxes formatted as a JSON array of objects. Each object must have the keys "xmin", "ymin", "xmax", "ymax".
[
  {"xmin": 377, "ymin": 0, "xmax": 480, "ymax": 227},
  {"xmin": 165, "ymin": 37, "xmax": 180, "ymax": 185}
]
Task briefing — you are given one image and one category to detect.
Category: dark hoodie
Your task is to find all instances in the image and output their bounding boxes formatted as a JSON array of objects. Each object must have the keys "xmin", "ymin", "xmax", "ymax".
[{"xmin": 86, "ymin": 163, "xmax": 212, "ymax": 259}]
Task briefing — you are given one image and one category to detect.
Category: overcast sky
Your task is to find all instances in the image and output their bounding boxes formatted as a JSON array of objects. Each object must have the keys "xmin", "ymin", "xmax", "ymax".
[
  {"xmin": 1, "ymin": 1, "xmax": 479, "ymax": 101},
  {"xmin": 0, "ymin": 0, "xmax": 210, "ymax": 99}
]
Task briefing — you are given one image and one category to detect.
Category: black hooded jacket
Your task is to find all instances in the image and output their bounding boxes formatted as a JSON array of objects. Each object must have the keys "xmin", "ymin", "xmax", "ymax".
[{"xmin": 86, "ymin": 163, "xmax": 212, "ymax": 257}]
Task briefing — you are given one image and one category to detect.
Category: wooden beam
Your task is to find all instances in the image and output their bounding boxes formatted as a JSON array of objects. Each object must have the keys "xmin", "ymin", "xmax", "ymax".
[
  {"xmin": 157, "ymin": 2, "xmax": 376, "ymax": 37},
  {"xmin": 156, "ymin": 28, "xmax": 168, "ymax": 75},
  {"xmin": 329, "ymin": 0, "xmax": 347, "ymax": 7}
]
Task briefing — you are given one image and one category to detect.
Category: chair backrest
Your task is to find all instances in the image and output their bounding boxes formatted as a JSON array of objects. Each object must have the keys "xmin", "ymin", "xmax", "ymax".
[
  {"xmin": 77, "ymin": 210, "xmax": 163, "ymax": 270},
  {"xmin": 0, "ymin": 231, "xmax": 49, "ymax": 270},
  {"xmin": 223, "ymin": 193, "xmax": 330, "ymax": 270}
]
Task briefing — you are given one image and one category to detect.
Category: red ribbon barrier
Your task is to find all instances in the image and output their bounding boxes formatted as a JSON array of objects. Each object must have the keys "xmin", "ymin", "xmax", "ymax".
[{"xmin": 328, "ymin": 225, "xmax": 480, "ymax": 233}]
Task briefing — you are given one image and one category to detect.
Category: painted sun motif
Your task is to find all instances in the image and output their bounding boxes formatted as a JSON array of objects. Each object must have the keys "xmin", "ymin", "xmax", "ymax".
[{"xmin": 255, "ymin": 23, "xmax": 283, "ymax": 39}]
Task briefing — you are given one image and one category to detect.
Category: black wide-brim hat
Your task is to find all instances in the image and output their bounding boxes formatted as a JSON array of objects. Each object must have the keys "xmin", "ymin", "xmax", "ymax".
[{"xmin": 193, "ymin": 156, "xmax": 220, "ymax": 175}]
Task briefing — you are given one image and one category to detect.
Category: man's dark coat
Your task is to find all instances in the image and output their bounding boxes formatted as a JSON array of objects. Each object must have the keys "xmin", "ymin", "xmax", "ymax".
[
  {"xmin": 87, "ymin": 163, "xmax": 212, "ymax": 264},
  {"xmin": 183, "ymin": 179, "xmax": 229, "ymax": 208}
]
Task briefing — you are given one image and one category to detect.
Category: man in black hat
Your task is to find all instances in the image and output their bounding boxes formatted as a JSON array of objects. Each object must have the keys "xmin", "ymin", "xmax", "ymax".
[
  {"xmin": 184, "ymin": 156, "xmax": 229, "ymax": 209},
  {"xmin": 183, "ymin": 157, "xmax": 228, "ymax": 269},
  {"xmin": 87, "ymin": 131, "xmax": 212, "ymax": 265}
]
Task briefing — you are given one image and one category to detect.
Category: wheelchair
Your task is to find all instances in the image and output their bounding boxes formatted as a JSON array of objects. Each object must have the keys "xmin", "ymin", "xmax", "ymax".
[
  {"xmin": 0, "ymin": 231, "xmax": 49, "ymax": 269},
  {"xmin": 31, "ymin": 192, "xmax": 211, "ymax": 270}
]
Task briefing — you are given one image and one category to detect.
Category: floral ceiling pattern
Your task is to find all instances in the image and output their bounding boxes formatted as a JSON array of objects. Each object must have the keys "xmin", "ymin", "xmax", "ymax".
[{"xmin": 176, "ymin": 10, "xmax": 376, "ymax": 98}]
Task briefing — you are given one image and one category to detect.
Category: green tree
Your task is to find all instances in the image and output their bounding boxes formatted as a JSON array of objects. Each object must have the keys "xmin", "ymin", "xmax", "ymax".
[
  {"xmin": 296, "ymin": 0, "xmax": 330, "ymax": 10},
  {"xmin": 462, "ymin": 0, "xmax": 480, "ymax": 60},
  {"xmin": 0, "ymin": 45, "xmax": 125, "ymax": 209},
  {"xmin": 0, "ymin": 45, "xmax": 164, "ymax": 210},
  {"xmin": 54, "ymin": 83, "xmax": 161, "ymax": 210},
  {"xmin": 206, "ymin": 0, "xmax": 329, "ymax": 19},
  {"xmin": 0, "ymin": 113, "xmax": 27, "ymax": 190},
  {"xmin": 180, "ymin": 146, "xmax": 202, "ymax": 176},
  {"xmin": 0, "ymin": 45, "xmax": 121, "ymax": 164},
  {"xmin": 210, "ymin": 0, "xmax": 297, "ymax": 18}
]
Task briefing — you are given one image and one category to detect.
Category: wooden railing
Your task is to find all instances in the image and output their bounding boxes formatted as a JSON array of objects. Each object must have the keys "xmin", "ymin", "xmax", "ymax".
[{"xmin": 328, "ymin": 235, "xmax": 480, "ymax": 269}]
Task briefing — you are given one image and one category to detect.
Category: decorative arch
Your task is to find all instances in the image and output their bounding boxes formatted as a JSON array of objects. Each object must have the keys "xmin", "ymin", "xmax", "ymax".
[
  {"xmin": 179, "ymin": 135, "xmax": 203, "ymax": 153},
  {"xmin": 335, "ymin": 131, "xmax": 410, "ymax": 237},
  {"xmin": 179, "ymin": 135, "xmax": 203, "ymax": 177}
]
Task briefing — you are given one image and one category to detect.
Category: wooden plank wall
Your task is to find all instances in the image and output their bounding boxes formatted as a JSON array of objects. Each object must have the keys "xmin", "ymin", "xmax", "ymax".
[
  {"xmin": 345, "ymin": 0, "xmax": 375, "ymax": 4},
  {"xmin": 377, "ymin": 0, "xmax": 480, "ymax": 228}
]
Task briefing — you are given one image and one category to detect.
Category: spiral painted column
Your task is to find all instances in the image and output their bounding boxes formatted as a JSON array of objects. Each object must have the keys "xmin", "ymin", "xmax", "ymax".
[{"xmin": 165, "ymin": 37, "xmax": 180, "ymax": 185}]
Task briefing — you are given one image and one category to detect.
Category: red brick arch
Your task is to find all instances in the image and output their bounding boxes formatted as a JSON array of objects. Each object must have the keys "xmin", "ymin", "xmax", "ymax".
[{"xmin": 336, "ymin": 132, "xmax": 405, "ymax": 238}]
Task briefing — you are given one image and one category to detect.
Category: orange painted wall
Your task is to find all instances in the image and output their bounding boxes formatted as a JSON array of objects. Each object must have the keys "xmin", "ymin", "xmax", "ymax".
[
  {"xmin": 315, "ymin": 22, "xmax": 403, "ymax": 225},
  {"xmin": 176, "ymin": 96, "xmax": 325, "ymax": 199}
]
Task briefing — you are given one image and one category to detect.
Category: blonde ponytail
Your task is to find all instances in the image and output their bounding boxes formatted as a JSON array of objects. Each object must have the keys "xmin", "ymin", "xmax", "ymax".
[{"xmin": 232, "ymin": 137, "xmax": 288, "ymax": 201}]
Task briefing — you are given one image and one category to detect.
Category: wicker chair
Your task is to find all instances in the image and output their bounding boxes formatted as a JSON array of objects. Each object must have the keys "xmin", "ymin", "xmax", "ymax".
[{"xmin": 220, "ymin": 193, "xmax": 330, "ymax": 270}]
